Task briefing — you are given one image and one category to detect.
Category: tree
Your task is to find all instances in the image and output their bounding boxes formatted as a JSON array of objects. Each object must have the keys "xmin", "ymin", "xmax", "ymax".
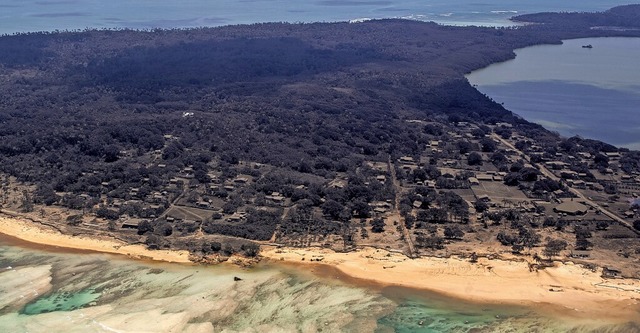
[
  {"xmin": 543, "ymin": 239, "xmax": 567, "ymax": 258},
  {"xmin": 350, "ymin": 199, "xmax": 371, "ymax": 218},
  {"xmin": 518, "ymin": 167, "xmax": 539, "ymax": 182},
  {"xmin": 575, "ymin": 236, "xmax": 592, "ymax": 251},
  {"xmin": 371, "ymin": 217, "xmax": 385, "ymax": 233},
  {"xmin": 145, "ymin": 234, "xmax": 163, "ymax": 250},
  {"xmin": 444, "ymin": 225, "xmax": 464, "ymax": 240},
  {"xmin": 404, "ymin": 215, "xmax": 415, "ymax": 229},
  {"xmin": 66, "ymin": 214, "xmax": 83, "ymax": 226},
  {"xmin": 480, "ymin": 138, "xmax": 496, "ymax": 152},
  {"xmin": 137, "ymin": 220, "xmax": 154, "ymax": 235},
  {"xmin": 633, "ymin": 220, "xmax": 640, "ymax": 231},
  {"xmin": 594, "ymin": 153, "xmax": 609, "ymax": 167},
  {"xmin": 504, "ymin": 172, "xmax": 519, "ymax": 186},
  {"xmin": 208, "ymin": 241, "xmax": 222, "ymax": 252},
  {"xmin": 511, "ymin": 243, "xmax": 524, "ymax": 254},
  {"xmin": 241, "ymin": 243, "xmax": 260, "ymax": 257},
  {"xmin": 467, "ymin": 152, "xmax": 482, "ymax": 166},
  {"xmin": 575, "ymin": 226, "xmax": 592, "ymax": 239},
  {"xmin": 107, "ymin": 219, "xmax": 117, "ymax": 231},
  {"xmin": 322, "ymin": 199, "xmax": 345, "ymax": 220},
  {"xmin": 474, "ymin": 199, "xmax": 488, "ymax": 213},
  {"xmin": 156, "ymin": 222, "xmax": 173, "ymax": 236},
  {"xmin": 595, "ymin": 221, "xmax": 609, "ymax": 231},
  {"xmin": 20, "ymin": 191, "xmax": 34, "ymax": 213},
  {"xmin": 96, "ymin": 206, "xmax": 119, "ymax": 220},
  {"xmin": 543, "ymin": 217, "xmax": 556, "ymax": 228},
  {"xmin": 415, "ymin": 233, "xmax": 444, "ymax": 250}
]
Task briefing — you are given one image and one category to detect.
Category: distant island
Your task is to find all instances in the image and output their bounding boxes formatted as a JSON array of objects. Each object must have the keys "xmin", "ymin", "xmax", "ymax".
[{"xmin": 1, "ymin": 4, "xmax": 640, "ymax": 317}]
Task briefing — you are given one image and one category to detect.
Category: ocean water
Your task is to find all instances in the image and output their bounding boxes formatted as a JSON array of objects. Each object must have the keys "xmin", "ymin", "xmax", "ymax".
[
  {"xmin": 1, "ymin": 236, "xmax": 639, "ymax": 332},
  {"xmin": 467, "ymin": 37, "xmax": 640, "ymax": 149},
  {"xmin": 0, "ymin": 0, "xmax": 635, "ymax": 35}
]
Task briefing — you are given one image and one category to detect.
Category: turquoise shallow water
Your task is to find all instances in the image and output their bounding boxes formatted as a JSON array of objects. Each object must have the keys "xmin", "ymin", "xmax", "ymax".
[
  {"xmin": 22, "ymin": 288, "xmax": 101, "ymax": 315},
  {"xmin": 1, "ymin": 235, "xmax": 639, "ymax": 332}
]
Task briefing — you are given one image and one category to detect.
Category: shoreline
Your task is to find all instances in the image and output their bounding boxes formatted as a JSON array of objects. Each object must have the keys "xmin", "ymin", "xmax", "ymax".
[
  {"xmin": 0, "ymin": 214, "xmax": 191, "ymax": 264},
  {"xmin": 1, "ymin": 213, "xmax": 639, "ymax": 321},
  {"xmin": 260, "ymin": 246, "xmax": 640, "ymax": 322}
]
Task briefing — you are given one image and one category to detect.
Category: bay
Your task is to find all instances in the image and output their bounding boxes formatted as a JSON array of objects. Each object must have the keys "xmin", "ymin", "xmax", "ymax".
[{"xmin": 467, "ymin": 37, "xmax": 640, "ymax": 150}]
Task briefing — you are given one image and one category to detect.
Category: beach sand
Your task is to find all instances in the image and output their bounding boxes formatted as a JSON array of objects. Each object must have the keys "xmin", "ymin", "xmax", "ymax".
[
  {"xmin": 0, "ymin": 215, "xmax": 191, "ymax": 263},
  {"xmin": 1, "ymin": 213, "xmax": 639, "ymax": 322}
]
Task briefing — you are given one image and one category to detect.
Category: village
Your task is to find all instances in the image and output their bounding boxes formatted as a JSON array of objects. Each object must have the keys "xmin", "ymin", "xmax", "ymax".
[{"xmin": 1, "ymin": 115, "xmax": 639, "ymax": 278}]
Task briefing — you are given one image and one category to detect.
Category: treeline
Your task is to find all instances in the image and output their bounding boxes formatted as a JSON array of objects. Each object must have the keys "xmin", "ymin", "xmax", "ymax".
[{"xmin": 513, "ymin": 4, "xmax": 640, "ymax": 29}]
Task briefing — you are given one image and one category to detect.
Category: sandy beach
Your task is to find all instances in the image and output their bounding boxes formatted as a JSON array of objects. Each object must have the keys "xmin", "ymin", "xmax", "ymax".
[
  {"xmin": 0, "ymin": 215, "xmax": 191, "ymax": 263},
  {"xmin": 1, "ymin": 213, "xmax": 639, "ymax": 322},
  {"xmin": 261, "ymin": 246, "xmax": 640, "ymax": 322}
]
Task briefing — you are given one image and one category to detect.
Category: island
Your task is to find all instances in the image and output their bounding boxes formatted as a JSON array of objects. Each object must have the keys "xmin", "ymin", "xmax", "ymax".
[{"xmin": 1, "ymin": 4, "xmax": 640, "ymax": 320}]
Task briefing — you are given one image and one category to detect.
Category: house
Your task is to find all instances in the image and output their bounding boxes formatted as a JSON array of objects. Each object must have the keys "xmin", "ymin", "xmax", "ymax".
[
  {"xmin": 399, "ymin": 156, "xmax": 415, "ymax": 164},
  {"xmin": 197, "ymin": 201, "xmax": 211, "ymax": 208},
  {"xmin": 604, "ymin": 152, "xmax": 621, "ymax": 160},
  {"xmin": 554, "ymin": 200, "xmax": 588, "ymax": 215},
  {"xmin": 569, "ymin": 250, "xmax": 590, "ymax": 259},
  {"xmin": 468, "ymin": 177, "xmax": 479, "ymax": 186},
  {"xmin": 233, "ymin": 177, "xmax": 250, "ymax": 184},
  {"xmin": 228, "ymin": 212, "xmax": 247, "ymax": 222},
  {"xmin": 121, "ymin": 219, "xmax": 141, "ymax": 229},
  {"xmin": 602, "ymin": 267, "xmax": 621, "ymax": 278},
  {"xmin": 477, "ymin": 194, "xmax": 490, "ymax": 202},
  {"xmin": 476, "ymin": 174, "xmax": 493, "ymax": 182},
  {"xmin": 265, "ymin": 192, "xmax": 286, "ymax": 205},
  {"xmin": 546, "ymin": 161, "xmax": 567, "ymax": 170}
]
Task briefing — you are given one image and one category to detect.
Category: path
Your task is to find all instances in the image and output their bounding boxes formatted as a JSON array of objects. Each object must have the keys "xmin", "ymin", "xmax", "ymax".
[{"xmin": 388, "ymin": 155, "xmax": 416, "ymax": 258}]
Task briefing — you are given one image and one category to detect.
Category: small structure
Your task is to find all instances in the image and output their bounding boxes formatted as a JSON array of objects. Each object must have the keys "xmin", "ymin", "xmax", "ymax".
[
  {"xmin": 197, "ymin": 201, "xmax": 211, "ymax": 208},
  {"xmin": 468, "ymin": 177, "xmax": 479, "ymax": 186},
  {"xmin": 399, "ymin": 156, "xmax": 415, "ymax": 164},
  {"xmin": 265, "ymin": 192, "xmax": 286, "ymax": 205},
  {"xmin": 477, "ymin": 194, "xmax": 491, "ymax": 202},
  {"xmin": 233, "ymin": 177, "xmax": 250, "ymax": 184},
  {"xmin": 554, "ymin": 200, "xmax": 588, "ymax": 215},
  {"xmin": 121, "ymin": 219, "xmax": 141, "ymax": 229},
  {"xmin": 476, "ymin": 174, "xmax": 493, "ymax": 182},
  {"xmin": 602, "ymin": 267, "xmax": 621, "ymax": 278},
  {"xmin": 569, "ymin": 250, "xmax": 590, "ymax": 259}
]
